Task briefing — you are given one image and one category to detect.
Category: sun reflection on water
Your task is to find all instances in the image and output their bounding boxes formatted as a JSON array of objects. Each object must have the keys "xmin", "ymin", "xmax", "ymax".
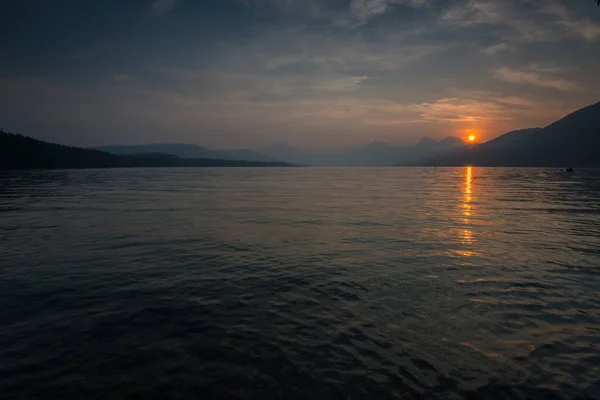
[{"xmin": 461, "ymin": 167, "xmax": 474, "ymax": 254}]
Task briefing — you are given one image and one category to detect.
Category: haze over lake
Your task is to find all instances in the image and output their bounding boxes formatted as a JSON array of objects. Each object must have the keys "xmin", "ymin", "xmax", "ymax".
[{"xmin": 2, "ymin": 167, "xmax": 600, "ymax": 399}]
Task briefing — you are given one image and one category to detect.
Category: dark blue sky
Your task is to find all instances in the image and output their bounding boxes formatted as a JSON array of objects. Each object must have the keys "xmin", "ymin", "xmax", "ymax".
[{"xmin": 1, "ymin": 0, "xmax": 599, "ymax": 148}]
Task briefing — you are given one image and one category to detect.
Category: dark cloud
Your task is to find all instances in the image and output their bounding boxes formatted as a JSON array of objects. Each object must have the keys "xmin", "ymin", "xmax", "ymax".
[{"xmin": 150, "ymin": 0, "xmax": 181, "ymax": 15}]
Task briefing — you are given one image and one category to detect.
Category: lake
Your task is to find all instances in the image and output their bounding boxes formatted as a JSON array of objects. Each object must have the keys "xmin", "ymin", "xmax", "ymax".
[{"xmin": 1, "ymin": 167, "xmax": 600, "ymax": 399}]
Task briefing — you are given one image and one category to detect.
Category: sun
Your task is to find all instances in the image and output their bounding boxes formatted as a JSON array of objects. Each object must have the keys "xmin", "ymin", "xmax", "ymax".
[{"xmin": 468, "ymin": 134, "xmax": 476, "ymax": 142}]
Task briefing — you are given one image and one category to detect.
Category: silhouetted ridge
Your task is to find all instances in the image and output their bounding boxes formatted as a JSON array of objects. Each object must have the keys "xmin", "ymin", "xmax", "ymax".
[
  {"xmin": 1, "ymin": 131, "xmax": 119, "ymax": 169},
  {"xmin": 480, "ymin": 128, "xmax": 542, "ymax": 150},
  {"xmin": 415, "ymin": 137, "xmax": 437, "ymax": 150},
  {"xmin": 93, "ymin": 143, "xmax": 216, "ymax": 159},
  {"xmin": 95, "ymin": 144, "xmax": 279, "ymax": 162},
  {"xmin": 0, "ymin": 131, "xmax": 291, "ymax": 169},
  {"xmin": 538, "ymin": 101, "xmax": 600, "ymax": 148},
  {"xmin": 439, "ymin": 136, "xmax": 464, "ymax": 147}
]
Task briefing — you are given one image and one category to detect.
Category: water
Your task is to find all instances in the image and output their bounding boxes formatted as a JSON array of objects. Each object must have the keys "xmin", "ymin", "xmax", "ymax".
[{"xmin": 1, "ymin": 167, "xmax": 600, "ymax": 399}]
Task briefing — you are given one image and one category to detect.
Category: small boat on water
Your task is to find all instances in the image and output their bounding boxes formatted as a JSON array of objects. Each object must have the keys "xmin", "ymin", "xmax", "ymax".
[{"xmin": 565, "ymin": 167, "xmax": 574, "ymax": 172}]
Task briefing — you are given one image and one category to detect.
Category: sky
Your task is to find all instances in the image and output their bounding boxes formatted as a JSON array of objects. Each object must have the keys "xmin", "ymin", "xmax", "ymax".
[{"xmin": 1, "ymin": 0, "xmax": 599, "ymax": 150}]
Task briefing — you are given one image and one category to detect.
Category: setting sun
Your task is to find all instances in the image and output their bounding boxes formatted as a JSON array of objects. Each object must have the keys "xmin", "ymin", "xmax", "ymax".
[{"xmin": 468, "ymin": 135, "xmax": 476, "ymax": 142}]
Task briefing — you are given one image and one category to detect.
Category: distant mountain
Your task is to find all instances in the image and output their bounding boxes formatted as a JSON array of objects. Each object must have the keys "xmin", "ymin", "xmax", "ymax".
[
  {"xmin": 259, "ymin": 137, "xmax": 467, "ymax": 166},
  {"xmin": 259, "ymin": 143, "xmax": 309, "ymax": 165},
  {"xmin": 414, "ymin": 136, "xmax": 463, "ymax": 151},
  {"xmin": 212, "ymin": 149, "xmax": 276, "ymax": 162},
  {"xmin": 421, "ymin": 101, "xmax": 600, "ymax": 167},
  {"xmin": 93, "ymin": 143, "xmax": 217, "ymax": 159},
  {"xmin": 439, "ymin": 136, "xmax": 465, "ymax": 149},
  {"xmin": 1, "ymin": 132, "xmax": 291, "ymax": 169},
  {"xmin": 347, "ymin": 141, "xmax": 403, "ymax": 166},
  {"xmin": 414, "ymin": 137, "xmax": 438, "ymax": 151},
  {"xmin": 406, "ymin": 136, "xmax": 466, "ymax": 164},
  {"xmin": 95, "ymin": 143, "xmax": 279, "ymax": 163}
]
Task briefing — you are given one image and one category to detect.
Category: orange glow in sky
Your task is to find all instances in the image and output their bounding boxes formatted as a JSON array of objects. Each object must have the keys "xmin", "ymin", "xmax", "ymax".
[{"xmin": 468, "ymin": 134, "xmax": 476, "ymax": 142}]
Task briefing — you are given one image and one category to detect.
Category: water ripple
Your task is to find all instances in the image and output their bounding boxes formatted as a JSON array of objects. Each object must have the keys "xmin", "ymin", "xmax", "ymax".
[{"xmin": 1, "ymin": 167, "xmax": 600, "ymax": 399}]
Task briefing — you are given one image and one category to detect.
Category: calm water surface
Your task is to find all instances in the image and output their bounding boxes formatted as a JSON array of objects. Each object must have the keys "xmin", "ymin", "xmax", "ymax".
[{"xmin": 1, "ymin": 167, "xmax": 600, "ymax": 399}]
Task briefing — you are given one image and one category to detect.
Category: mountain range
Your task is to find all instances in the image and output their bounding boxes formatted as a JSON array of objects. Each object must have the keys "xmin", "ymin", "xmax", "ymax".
[
  {"xmin": 4, "ymin": 101, "xmax": 599, "ymax": 169},
  {"xmin": 259, "ymin": 137, "xmax": 467, "ymax": 166},
  {"xmin": 93, "ymin": 144, "xmax": 277, "ymax": 163},
  {"xmin": 0, "ymin": 132, "xmax": 290, "ymax": 169},
  {"xmin": 418, "ymin": 101, "xmax": 600, "ymax": 167},
  {"xmin": 95, "ymin": 136, "xmax": 466, "ymax": 167}
]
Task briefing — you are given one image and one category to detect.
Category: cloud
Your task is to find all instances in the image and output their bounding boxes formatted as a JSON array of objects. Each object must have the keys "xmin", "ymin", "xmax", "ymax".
[
  {"xmin": 441, "ymin": 0, "xmax": 506, "ymax": 27},
  {"xmin": 239, "ymin": 0, "xmax": 428, "ymax": 24},
  {"xmin": 439, "ymin": 1, "xmax": 555, "ymax": 43},
  {"xmin": 363, "ymin": 118, "xmax": 426, "ymax": 126},
  {"xmin": 392, "ymin": 94, "xmax": 570, "ymax": 130},
  {"xmin": 237, "ymin": 0, "xmax": 331, "ymax": 20},
  {"xmin": 494, "ymin": 96, "xmax": 539, "ymax": 108},
  {"xmin": 439, "ymin": 0, "xmax": 600, "ymax": 44},
  {"xmin": 214, "ymin": 25, "xmax": 445, "ymax": 76},
  {"xmin": 350, "ymin": 0, "xmax": 427, "ymax": 23},
  {"xmin": 237, "ymin": 0, "xmax": 599, "ymax": 43},
  {"xmin": 406, "ymin": 97, "xmax": 516, "ymax": 123},
  {"xmin": 150, "ymin": 0, "xmax": 179, "ymax": 15},
  {"xmin": 539, "ymin": 1, "xmax": 600, "ymax": 41},
  {"xmin": 111, "ymin": 74, "xmax": 134, "ymax": 83},
  {"xmin": 321, "ymin": 96, "xmax": 541, "ymax": 127},
  {"xmin": 494, "ymin": 65, "xmax": 582, "ymax": 91},
  {"xmin": 510, "ymin": 20, "xmax": 555, "ymax": 42},
  {"xmin": 481, "ymin": 43, "xmax": 512, "ymax": 55},
  {"xmin": 154, "ymin": 65, "xmax": 371, "ymax": 104},
  {"xmin": 315, "ymin": 75, "xmax": 371, "ymax": 91}
]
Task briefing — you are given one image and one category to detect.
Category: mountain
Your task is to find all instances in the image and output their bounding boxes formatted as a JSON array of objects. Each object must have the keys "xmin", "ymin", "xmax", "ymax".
[
  {"xmin": 414, "ymin": 137, "xmax": 438, "ymax": 151},
  {"xmin": 93, "ymin": 143, "xmax": 217, "ymax": 159},
  {"xmin": 95, "ymin": 144, "xmax": 279, "ymax": 163},
  {"xmin": 478, "ymin": 128, "xmax": 542, "ymax": 150},
  {"xmin": 2, "ymin": 131, "xmax": 121, "ymax": 169},
  {"xmin": 422, "ymin": 102, "xmax": 600, "ymax": 167},
  {"xmin": 347, "ymin": 141, "xmax": 403, "ymax": 166},
  {"xmin": 259, "ymin": 137, "xmax": 467, "ymax": 166},
  {"xmin": 532, "ymin": 101, "xmax": 600, "ymax": 152},
  {"xmin": 259, "ymin": 143, "xmax": 309, "ymax": 165},
  {"xmin": 1, "ymin": 131, "xmax": 291, "ymax": 169},
  {"xmin": 345, "ymin": 137, "xmax": 466, "ymax": 166},
  {"xmin": 414, "ymin": 136, "xmax": 464, "ymax": 151},
  {"xmin": 403, "ymin": 136, "xmax": 466, "ymax": 165},
  {"xmin": 212, "ymin": 149, "xmax": 276, "ymax": 162},
  {"xmin": 439, "ymin": 136, "xmax": 465, "ymax": 149}
]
